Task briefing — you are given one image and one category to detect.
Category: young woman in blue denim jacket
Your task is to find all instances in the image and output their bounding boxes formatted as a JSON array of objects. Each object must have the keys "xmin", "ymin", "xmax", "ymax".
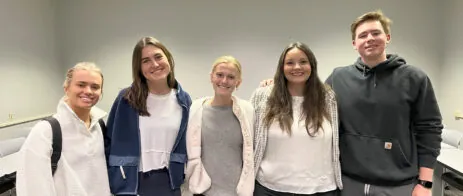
[{"xmin": 104, "ymin": 36, "xmax": 191, "ymax": 196}]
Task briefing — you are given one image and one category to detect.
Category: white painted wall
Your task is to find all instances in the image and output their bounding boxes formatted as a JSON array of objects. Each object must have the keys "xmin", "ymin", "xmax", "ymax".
[
  {"xmin": 439, "ymin": 0, "xmax": 463, "ymax": 131},
  {"xmin": 56, "ymin": 0, "xmax": 444, "ymax": 112},
  {"xmin": 0, "ymin": 0, "xmax": 62, "ymax": 124},
  {"xmin": 3, "ymin": 0, "xmax": 461, "ymax": 140}
]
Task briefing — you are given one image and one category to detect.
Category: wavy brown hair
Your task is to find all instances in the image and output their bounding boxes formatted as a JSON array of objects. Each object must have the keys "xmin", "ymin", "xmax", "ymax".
[
  {"xmin": 264, "ymin": 42, "xmax": 330, "ymax": 136},
  {"xmin": 124, "ymin": 36, "xmax": 176, "ymax": 116}
]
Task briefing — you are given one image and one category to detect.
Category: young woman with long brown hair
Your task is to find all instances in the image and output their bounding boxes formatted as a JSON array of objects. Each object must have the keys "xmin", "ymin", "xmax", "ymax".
[
  {"xmin": 104, "ymin": 36, "xmax": 191, "ymax": 196},
  {"xmin": 251, "ymin": 42, "xmax": 342, "ymax": 196}
]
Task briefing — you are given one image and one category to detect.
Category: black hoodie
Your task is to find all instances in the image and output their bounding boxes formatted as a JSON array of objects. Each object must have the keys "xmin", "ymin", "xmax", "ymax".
[{"xmin": 326, "ymin": 54, "xmax": 443, "ymax": 186}]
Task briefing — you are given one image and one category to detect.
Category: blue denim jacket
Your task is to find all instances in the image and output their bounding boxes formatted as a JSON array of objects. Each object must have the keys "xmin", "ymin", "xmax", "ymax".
[{"xmin": 104, "ymin": 82, "xmax": 191, "ymax": 195}]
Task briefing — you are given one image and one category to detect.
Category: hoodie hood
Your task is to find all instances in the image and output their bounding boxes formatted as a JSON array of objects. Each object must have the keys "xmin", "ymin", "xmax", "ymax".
[{"xmin": 354, "ymin": 54, "xmax": 406, "ymax": 87}]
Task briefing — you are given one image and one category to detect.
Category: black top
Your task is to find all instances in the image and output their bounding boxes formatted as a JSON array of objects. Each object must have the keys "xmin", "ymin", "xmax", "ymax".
[{"xmin": 326, "ymin": 54, "xmax": 443, "ymax": 186}]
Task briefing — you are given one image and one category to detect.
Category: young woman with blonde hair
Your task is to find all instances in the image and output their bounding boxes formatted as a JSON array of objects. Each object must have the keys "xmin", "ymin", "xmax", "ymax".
[
  {"xmin": 16, "ymin": 62, "xmax": 111, "ymax": 196},
  {"xmin": 186, "ymin": 55, "xmax": 254, "ymax": 196}
]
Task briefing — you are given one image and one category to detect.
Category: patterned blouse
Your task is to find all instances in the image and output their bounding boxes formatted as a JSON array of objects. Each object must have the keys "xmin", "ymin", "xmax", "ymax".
[{"xmin": 250, "ymin": 85, "xmax": 343, "ymax": 190}]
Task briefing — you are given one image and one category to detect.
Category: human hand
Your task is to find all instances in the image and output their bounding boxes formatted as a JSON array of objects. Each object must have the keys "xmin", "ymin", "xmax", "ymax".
[
  {"xmin": 259, "ymin": 79, "xmax": 273, "ymax": 87},
  {"xmin": 412, "ymin": 184, "xmax": 430, "ymax": 196}
]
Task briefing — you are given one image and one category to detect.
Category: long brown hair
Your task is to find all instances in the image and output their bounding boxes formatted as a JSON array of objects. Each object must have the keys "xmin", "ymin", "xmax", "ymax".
[
  {"xmin": 264, "ymin": 42, "xmax": 330, "ymax": 136},
  {"xmin": 124, "ymin": 36, "xmax": 176, "ymax": 116}
]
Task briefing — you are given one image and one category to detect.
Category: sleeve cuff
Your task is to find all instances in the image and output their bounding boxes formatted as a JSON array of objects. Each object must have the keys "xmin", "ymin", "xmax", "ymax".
[{"xmin": 419, "ymin": 154, "xmax": 438, "ymax": 169}]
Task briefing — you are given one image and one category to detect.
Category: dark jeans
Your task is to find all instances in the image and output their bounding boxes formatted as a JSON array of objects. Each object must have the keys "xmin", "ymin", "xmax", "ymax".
[
  {"xmin": 137, "ymin": 168, "xmax": 181, "ymax": 196},
  {"xmin": 254, "ymin": 181, "xmax": 339, "ymax": 196}
]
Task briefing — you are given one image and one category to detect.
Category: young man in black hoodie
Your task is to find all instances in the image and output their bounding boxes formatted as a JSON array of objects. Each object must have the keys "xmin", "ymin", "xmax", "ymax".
[{"xmin": 326, "ymin": 10, "xmax": 443, "ymax": 196}]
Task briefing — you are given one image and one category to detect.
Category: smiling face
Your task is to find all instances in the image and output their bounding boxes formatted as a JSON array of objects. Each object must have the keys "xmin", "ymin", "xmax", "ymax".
[
  {"xmin": 283, "ymin": 48, "xmax": 311, "ymax": 86},
  {"xmin": 210, "ymin": 62, "xmax": 241, "ymax": 97},
  {"xmin": 353, "ymin": 20, "xmax": 390, "ymax": 61},
  {"xmin": 140, "ymin": 45, "xmax": 171, "ymax": 83},
  {"xmin": 64, "ymin": 69, "xmax": 102, "ymax": 111}
]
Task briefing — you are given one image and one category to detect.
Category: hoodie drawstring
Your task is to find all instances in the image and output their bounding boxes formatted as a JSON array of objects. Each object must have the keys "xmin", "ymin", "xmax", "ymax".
[{"xmin": 363, "ymin": 66, "xmax": 377, "ymax": 88}]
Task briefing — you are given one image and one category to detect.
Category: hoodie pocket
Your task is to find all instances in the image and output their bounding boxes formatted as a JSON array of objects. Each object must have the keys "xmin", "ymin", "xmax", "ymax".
[
  {"xmin": 340, "ymin": 133, "xmax": 413, "ymax": 182},
  {"xmin": 107, "ymin": 157, "xmax": 139, "ymax": 194}
]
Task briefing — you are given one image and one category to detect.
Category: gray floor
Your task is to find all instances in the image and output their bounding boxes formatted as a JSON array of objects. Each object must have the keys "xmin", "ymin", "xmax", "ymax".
[
  {"xmin": 0, "ymin": 187, "xmax": 462, "ymax": 196},
  {"xmin": 445, "ymin": 186, "xmax": 463, "ymax": 196}
]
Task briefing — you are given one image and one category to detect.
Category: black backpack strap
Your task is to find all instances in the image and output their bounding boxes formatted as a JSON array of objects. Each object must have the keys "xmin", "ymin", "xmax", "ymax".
[
  {"xmin": 43, "ymin": 117, "xmax": 62, "ymax": 176},
  {"xmin": 98, "ymin": 119, "xmax": 106, "ymax": 136},
  {"xmin": 0, "ymin": 172, "xmax": 16, "ymax": 194}
]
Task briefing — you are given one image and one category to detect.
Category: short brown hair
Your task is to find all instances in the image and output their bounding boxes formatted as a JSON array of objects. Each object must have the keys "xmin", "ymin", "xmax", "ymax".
[{"xmin": 351, "ymin": 10, "xmax": 392, "ymax": 40}]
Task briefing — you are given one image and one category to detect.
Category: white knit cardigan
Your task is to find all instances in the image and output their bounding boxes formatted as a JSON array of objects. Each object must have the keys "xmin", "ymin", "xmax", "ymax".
[
  {"xmin": 250, "ymin": 85, "xmax": 343, "ymax": 190},
  {"xmin": 185, "ymin": 96, "xmax": 255, "ymax": 196}
]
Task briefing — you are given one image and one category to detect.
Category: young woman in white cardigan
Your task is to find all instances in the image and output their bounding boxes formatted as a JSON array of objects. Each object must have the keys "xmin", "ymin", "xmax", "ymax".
[
  {"xmin": 186, "ymin": 56, "xmax": 255, "ymax": 196},
  {"xmin": 251, "ymin": 42, "xmax": 342, "ymax": 196}
]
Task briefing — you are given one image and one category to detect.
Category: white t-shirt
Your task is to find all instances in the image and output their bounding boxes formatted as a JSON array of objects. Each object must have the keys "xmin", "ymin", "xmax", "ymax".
[
  {"xmin": 257, "ymin": 96, "xmax": 337, "ymax": 194},
  {"xmin": 139, "ymin": 89, "xmax": 182, "ymax": 172}
]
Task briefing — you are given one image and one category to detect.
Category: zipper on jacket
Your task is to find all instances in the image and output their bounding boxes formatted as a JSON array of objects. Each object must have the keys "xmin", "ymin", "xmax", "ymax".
[
  {"xmin": 120, "ymin": 166, "xmax": 126, "ymax": 179},
  {"xmin": 135, "ymin": 165, "xmax": 139, "ymax": 194},
  {"xmin": 131, "ymin": 115, "xmax": 141, "ymax": 194},
  {"xmin": 136, "ymin": 116, "xmax": 141, "ymax": 194},
  {"xmin": 171, "ymin": 102, "xmax": 188, "ymax": 151},
  {"xmin": 169, "ymin": 101, "xmax": 188, "ymax": 190}
]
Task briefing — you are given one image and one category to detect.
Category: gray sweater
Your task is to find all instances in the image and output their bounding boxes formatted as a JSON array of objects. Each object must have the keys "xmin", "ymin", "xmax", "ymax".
[{"xmin": 201, "ymin": 105, "xmax": 243, "ymax": 196}]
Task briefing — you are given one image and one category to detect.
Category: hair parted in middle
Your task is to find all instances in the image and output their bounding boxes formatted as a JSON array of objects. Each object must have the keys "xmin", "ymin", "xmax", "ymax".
[
  {"xmin": 124, "ymin": 36, "xmax": 176, "ymax": 116},
  {"xmin": 264, "ymin": 42, "xmax": 330, "ymax": 136}
]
